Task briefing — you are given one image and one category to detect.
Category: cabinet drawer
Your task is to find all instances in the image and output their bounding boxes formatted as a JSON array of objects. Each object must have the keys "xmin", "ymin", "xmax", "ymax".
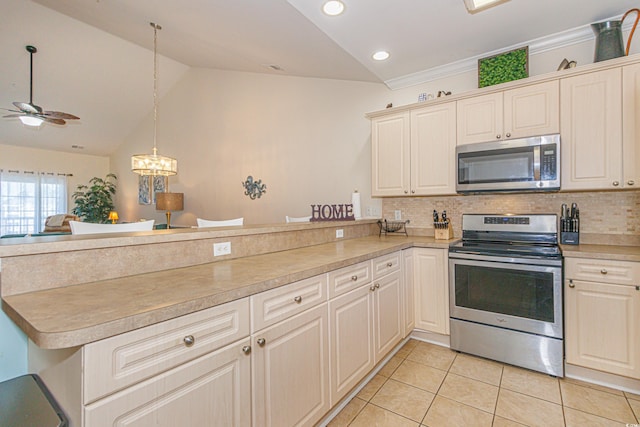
[
  {"xmin": 83, "ymin": 297, "xmax": 250, "ymax": 404},
  {"xmin": 372, "ymin": 252, "xmax": 401, "ymax": 279},
  {"xmin": 84, "ymin": 338, "xmax": 251, "ymax": 427},
  {"xmin": 327, "ymin": 260, "xmax": 372, "ymax": 298},
  {"xmin": 251, "ymin": 274, "xmax": 328, "ymax": 332},
  {"xmin": 565, "ymin": 258, "xmax": 640, "ymax": 286}
]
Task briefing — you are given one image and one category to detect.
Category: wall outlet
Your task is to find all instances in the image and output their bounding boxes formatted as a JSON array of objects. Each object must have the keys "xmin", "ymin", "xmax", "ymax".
[
  {"xmin": 336, "ymin": 229, "xmax": 344, "ymax": 238},
  {"xmin": 394, "ymin": 210, "xmax": 402, "ymax": 220},
  {"xmin": 213, "ymin": 242, "xmax": 231, "ymax": 256},
  {"xmin": 366, "ymin": 206, "xmax": 381, "ymax": 218}
]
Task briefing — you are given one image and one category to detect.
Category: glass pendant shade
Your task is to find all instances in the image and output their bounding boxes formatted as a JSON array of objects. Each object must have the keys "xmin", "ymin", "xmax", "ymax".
[
  {"xmin": 19, "ymin": 115, "xmax": 44, "ymax": 127},
  {"xmin": 131, "ymin": 148, "xmax": 177, "ymax": 176}
]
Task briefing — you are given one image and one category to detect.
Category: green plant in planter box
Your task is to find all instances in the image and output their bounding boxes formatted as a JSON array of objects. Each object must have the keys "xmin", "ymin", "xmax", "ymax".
[{"xmin": 72, "ymin": 173, "xmax": 117, "ymax": 223}]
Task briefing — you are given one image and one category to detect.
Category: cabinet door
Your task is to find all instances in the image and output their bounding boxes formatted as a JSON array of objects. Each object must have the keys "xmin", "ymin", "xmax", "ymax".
[
  {"xmin": 372, "ymin": 270, "xmax": 403, "ymax": 363},
  {"xmin": 371, "ymin": 112, "xmax": 411, "ymax": 196},
  {"xmin": 623, "ymin": 63, "xmax": 640, "ymax": 189},
  {"xmin": 413, "ymin": 248, "xmax": 449, "ymax": 335},
  {"xmin": 560, "ymin": 68, "xmax": 623, "ymax": 190},
  {"xmin": 565, "ymin": 279, "xmax": 640, "ymax": 379},
  {"xmin": 456, "ymin": 92, "xmax": 503, "ymax": 145},
  {"xmin": 504, "ymin": 80, "xmax": 559, "ymax": 139},
  {"xmin": 84, "ymin": 339, "xmax": 252, "ymax": 427},
  {"xmin": 328, "ymin": 285, "xmax": 374, "ymax": 405},
  {"xmin": 402, "ymin": 249, "xmax": 415, "ymax": 338},
  {"xmin": 252, "ymin": 304, "xmax": 330, "ymax": 427},
  {"xmin": 410, "ymin": 102, "xmax": 457, "ymax": 195}
]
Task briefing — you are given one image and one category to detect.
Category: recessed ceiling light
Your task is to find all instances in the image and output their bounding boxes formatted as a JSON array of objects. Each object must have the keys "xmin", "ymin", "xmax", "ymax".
[
  {"xmin": 463, "ymin": 0, "xmax": 510, "ymax": 14},
  {"xmin": 322, "ymin": 1, "xmax": 345, "ymax": 16},
  {"xmin": 372, "ymin": 51, "xmax": 390, "ymax": 61}
]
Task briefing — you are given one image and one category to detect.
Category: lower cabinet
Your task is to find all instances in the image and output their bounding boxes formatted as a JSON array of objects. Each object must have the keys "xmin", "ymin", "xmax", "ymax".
[
  {"xmin": 564, "ymin": 257, "xmax": 640, "ymax": 379},
  {"xmin": 251, "ymin": 303, "xmax": 330, "ymax": 427},
  {"xmin": 402, "ymin": 248, "xmax": 416, "ymax": 337},
  {"xmin": 372, "ymin": 270, "xmax": 404, "ymax": 361},
  {"xmin": 413, "ymin": 248, "xmax": 449, "ymax": 335},
  {"xmin": 84, "ymin": 338, "xmax": 252, "ymax": 427}
]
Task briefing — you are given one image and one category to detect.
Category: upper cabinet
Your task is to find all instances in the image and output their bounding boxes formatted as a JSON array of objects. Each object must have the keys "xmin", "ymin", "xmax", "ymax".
[
  {"xmin": 560, "ymin": 68, "xmax": 623, "ymax": 190},
  {"xmin": 371, "ymin": 102, "xmax": 457, "ymax": 197},
  {"xmin": 623, "ymin": 63, "xmax": 640, "ymax": 189},
  {"xmin": 457, "ymin": 80, "xmax": 559, "ymax": 145}
]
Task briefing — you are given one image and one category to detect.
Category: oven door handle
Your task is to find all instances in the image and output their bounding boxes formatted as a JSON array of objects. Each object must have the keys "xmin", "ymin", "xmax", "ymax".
[{"xmin": 533, "ymin": 145, "xmax": 541, "ymax": 181}]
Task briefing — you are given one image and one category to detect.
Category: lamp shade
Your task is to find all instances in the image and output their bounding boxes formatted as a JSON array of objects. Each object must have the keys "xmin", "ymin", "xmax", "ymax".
[
  {"xmin": 108, "ymin": 211, "xmax": 119, "ymax": 221},
  {"xmin": 156, "ymin": 192, "xmax": 184, "ymax": 211}
]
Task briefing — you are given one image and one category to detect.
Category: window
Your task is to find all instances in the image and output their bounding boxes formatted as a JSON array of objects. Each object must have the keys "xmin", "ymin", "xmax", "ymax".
[{"xmin": 0, "ymin": 171, "xmax": 68, "ymax": 236}]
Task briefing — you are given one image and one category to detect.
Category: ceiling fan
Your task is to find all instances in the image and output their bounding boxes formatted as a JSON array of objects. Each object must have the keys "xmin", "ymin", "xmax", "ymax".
[{"xmin": 2, "ymin": 45, "xmax": 79, "ymax": 127}]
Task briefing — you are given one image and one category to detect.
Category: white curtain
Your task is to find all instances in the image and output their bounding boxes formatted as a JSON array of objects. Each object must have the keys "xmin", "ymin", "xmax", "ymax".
[{"xmin": 0, "ymin": 170, "xmax": 68, "ymax": 235}]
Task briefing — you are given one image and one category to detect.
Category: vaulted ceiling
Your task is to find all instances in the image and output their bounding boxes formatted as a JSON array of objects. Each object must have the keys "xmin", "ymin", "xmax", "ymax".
[{"xmin": 1, "ymin": 0, "xmax": 637, "ymax": 156}]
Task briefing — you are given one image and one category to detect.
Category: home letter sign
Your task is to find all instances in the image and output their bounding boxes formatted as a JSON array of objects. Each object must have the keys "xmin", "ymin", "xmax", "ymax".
[{"xmin": 310, "ymin": 204, "xmax": 355, "ymax": 221}]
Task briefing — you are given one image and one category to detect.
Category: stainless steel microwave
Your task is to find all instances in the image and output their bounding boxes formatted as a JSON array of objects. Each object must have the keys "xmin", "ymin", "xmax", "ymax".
[{"xmin": 456, "ymin": 134, "xmax": 560, "ymax": 193}]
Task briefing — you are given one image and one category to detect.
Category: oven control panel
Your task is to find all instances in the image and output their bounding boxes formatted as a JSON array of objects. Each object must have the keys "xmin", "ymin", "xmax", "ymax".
[{"xmin": 484, "ymin": 216, "xmax": 530, "ymax": 225}]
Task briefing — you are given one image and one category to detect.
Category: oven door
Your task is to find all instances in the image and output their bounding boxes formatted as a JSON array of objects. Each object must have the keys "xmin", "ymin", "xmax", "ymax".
[{"xmin": 449, "ymin": 253, "xmax": 562, "ymax": 339}]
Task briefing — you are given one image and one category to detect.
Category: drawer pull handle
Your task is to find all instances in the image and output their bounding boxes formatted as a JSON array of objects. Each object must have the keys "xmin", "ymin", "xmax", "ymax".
[
  {"xmin": 568, "ymin": 280, "xmax": 575, "ymax": 288},
  {"xmin": 242, "ymin": 345, "xmax": 251, "ymax": 354},
  {"xmin": 294, "ymin": 296, "xmax": 302, "ymax": 303},
  {"xmin": 183, "ymin": 335, "xmax": 195, "ymax": 347},
  {"xmin": 351, "ymin": 275, "xmax": 358, "ymax": 281},
  {"xmin": 600, "ymin": 269, "xmax": 608, "ymax": 275},
  {"xmin": 257, "ymin": 338, "xmax": 266, "ymax": 346},
  {"xmin": 375, "ymin": 283, "xmax": 380, "ymax": 289},
  {"xmin": 370, "ymin": 285, "xmax": 376, "ymax": 292},
  {"xmin": 386, "ymin": 262, "xmax": 393, "ymax": 267},
  {"xmin": 628, "ymin": 180, "xmax": 635, "ymax": 186}
]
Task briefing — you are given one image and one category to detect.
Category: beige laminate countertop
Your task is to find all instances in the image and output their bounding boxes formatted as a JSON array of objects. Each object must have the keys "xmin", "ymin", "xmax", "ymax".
[
  {"xmin": 2, "ymin": 235, "xmax": 452, "ymax": 350},
  {"xmin": 560, "ymin": 243, "xmax": 640, "ymax": 262}
]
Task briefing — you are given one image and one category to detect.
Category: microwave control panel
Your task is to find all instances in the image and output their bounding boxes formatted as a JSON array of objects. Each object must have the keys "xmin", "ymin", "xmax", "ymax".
[{"xmin": 540, "ymin": 144, "xmax": 557, "ymax": 180}]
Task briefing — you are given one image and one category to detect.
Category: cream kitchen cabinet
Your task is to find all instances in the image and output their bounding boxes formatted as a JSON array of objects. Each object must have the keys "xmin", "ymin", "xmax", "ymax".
[
  {"xmin": 622, "ymin": 63, "xmax": 640, "ymax": 189},
  {"xmin": 402, "ymin": 248, "xmax": 416, "ymax": 337},
  {"xmin": 564, "ymin": 258, "xmax": 640, "ymax": 379},
  {"xmin": 457, "ymin": 80, "xmax": 559, "ymax": 145},
  {"xmin": 560, "ymin": 68, "xmax": 623, "ymax": 190},
  {"xmin": 371, "ymin": 102, "xmax": 457, "ymax": 196},
  {"xmin": 413, "ymin": 248, "xmax": 449, "ymax": 335},
  {"xmin": 252, "ymin": 303, "xmax": 330, "ymax": 427},
  {"xmin": 328, "ymin": 253, "xmax": 403, "ymax": 405}
]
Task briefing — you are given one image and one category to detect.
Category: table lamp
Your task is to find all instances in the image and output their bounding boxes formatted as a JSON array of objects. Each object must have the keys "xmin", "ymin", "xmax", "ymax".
[
  {"xmin": 108, "ymin": 211, "xmax": 119, "ymax": 224},
  {"xmin": 156, "ymin": 192, "xmax": 184, "ymax": 229}
]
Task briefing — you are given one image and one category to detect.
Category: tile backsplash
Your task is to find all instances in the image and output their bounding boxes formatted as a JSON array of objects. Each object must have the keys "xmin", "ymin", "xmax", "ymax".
[{"xmin": 382, "ymin": 190, "xmax": 640, "ymax": 244}]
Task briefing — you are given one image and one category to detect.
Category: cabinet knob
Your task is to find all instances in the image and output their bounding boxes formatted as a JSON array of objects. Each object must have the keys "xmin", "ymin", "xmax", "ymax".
[
  {"xmin": 257, "ymin": 338, "xmax": 266, "ymax": 346},
  {"xmin": 386, "ymin": 262, "xmax": 393, "ymax": 267},
  {"xmin": 496, "ymin": 134, "xmax": 501, "ymax": 139},
  {"xmin": 600, "ymin": 269, "xmax": 608, "ymax": 275},
  {"xmin": 294, "ymin": 296, "xmax": 302, "ymax": 303},
  {"xmin": 370, "ymin": 285, "xmax": 376, "ymax": 292},
  {"xmin": 183, "ymin": 335, "xmax": 195, "ymax": 347},
  {"xmin": 506, "ymin": 133, "xmax": 511, "ymax": 138},
  {"xmin": 404, "ymin": 190, "xmax": 408, "ymax": 194},
  {"xmin": 613, "ymin": 181, "xmax": 620, "ymax": 186},
  {"xmin": 411, "ymin": 190, "xmax": 415, "ymax": 194},
  {"xmin": 568, "ymin": 280, "xmax": 575, "ymax": 288},
  {"xmin": 351, "ymin": 275, "xmax": 358, "ymax": 281},
  {"xmin": 375, "ymin": 283, "xmax": 380, "ymax": 289},
  {"xmin": 242, "ymin": 345, "xmax": 251, "ymax": 354},
  {"xmin": 628, "ymin": 180, "xmax": 635, "ymax": 186}
]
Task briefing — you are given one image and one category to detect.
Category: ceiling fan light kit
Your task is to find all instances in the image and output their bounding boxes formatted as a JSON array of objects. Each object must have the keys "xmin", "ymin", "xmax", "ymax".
[
  {"xmin": 464, "ymin": 0, "xmax": 510, "ymax": 14},
  {"xmin": 131, "ymin": 22, "xmax": 177, "ymax": 177},
  {"xmin": 2, "ymin": 45, "xmax": 80, "ymax": 127}
]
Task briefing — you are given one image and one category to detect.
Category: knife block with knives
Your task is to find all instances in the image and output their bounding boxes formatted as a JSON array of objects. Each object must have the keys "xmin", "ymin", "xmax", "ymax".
[
  {"xmin": 433, "ymin": 209, "xmax": 453, "ymax": 240},
  {"xmin": 560, "ymin": 203, "xmax": 580, "ymax": 245}
]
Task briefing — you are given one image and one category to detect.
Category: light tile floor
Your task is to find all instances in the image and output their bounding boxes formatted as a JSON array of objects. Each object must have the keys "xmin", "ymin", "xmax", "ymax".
[{"xmin": 328, "ymin": 339, "xmax": 640, "ymax": 427}]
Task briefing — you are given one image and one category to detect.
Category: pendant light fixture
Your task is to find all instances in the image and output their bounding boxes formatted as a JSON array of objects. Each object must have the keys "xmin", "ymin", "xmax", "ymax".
[{"xmin": 131, "ymin": 22, "xmax": 177, "ymax": 177}]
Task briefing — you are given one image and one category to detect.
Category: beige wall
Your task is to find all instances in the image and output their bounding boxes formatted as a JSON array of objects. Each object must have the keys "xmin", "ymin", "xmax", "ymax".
[
  {"xmin": 0, "ymin": 144, "xmax": 110, "ymax": 211},
  {"xmin": 111, "ymin": 69, "xmax": 391, "ymax": 225}
]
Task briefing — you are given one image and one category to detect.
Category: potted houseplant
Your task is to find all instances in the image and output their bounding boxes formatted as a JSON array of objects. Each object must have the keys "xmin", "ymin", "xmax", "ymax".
[{"xmin": 72, "ymin": 173, "xmax": 117, "ymax": 223}]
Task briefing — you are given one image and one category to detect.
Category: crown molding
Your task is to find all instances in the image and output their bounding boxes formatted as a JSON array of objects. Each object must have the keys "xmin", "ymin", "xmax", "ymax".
[{"xmin": 384, "ymin": 14, "xmax": 630, "ymax": 90}]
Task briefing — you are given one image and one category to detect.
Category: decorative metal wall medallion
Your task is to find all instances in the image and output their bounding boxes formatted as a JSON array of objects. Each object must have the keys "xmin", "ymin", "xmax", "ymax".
[{"xmin": 242, "ymin": 176, "xmax": 266, "ymax": 200}]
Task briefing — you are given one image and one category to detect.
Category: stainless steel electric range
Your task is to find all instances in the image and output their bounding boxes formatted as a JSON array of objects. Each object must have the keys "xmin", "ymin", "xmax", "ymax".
[{"xmin": 448, "ymin": 214, "xmax": 563, "ymax": 377}]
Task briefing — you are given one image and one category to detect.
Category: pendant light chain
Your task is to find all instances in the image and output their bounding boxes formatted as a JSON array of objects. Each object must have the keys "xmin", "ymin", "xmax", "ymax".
[{"xmin": 152, "ymin": 22, "xmax": 160, "ymax": 157}]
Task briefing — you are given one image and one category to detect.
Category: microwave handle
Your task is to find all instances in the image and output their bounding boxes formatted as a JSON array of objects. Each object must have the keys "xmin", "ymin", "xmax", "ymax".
[{"xmin": 533, "ymin": 145, "xmax": 541, "ymax": 181}]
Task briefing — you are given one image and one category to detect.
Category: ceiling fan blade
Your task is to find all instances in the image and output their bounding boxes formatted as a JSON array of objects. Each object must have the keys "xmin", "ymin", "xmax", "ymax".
[
  {"xmin": 43, "ymin": 111, "xmax": 80, "ymax": 120},
  {"xmin": 3, "ymin": 114, "xmax": 26, "ymax": 118},
  {"xmin": 42, "ymin": 116, "xmax": 66, "ymax": 125},
  {"xmin": 13, "ymin": 101, "xmax": 42, "ymax": 114}
]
